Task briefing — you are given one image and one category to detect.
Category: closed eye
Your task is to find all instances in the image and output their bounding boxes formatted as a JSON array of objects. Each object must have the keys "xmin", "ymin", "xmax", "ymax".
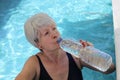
[
  {"xmin": 44, "ymin": 32, "xmax": 49, "ymax": 36},
  {"xmin": 53, "ymin": 27, "xmax": 56, "ymax": 30}
]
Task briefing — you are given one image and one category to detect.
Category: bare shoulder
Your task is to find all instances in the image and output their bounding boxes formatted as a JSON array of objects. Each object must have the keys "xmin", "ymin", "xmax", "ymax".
[
  {"xmin": 22, "ymin": 55, "xmax": 39, "ymax": 70},
  {"xmin": 71, "ymin": 54, "xmax": 83, "ymax": 69},
  {"xmin": 26, "ymin": 55, "xmax": 39, "ymax": 65},
  {"xmin": 15, "ymin": 55, "xmax": 39, "ymax": 80}
]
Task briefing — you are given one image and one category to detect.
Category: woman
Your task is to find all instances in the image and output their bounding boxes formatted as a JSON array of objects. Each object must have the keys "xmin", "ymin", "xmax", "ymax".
[{"xmin": 15, "ymin": 13, "xmax": 115, "ymax": 80}]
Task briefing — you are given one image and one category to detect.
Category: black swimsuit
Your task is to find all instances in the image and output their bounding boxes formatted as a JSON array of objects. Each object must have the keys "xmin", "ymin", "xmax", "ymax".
[{"xmin": 36, "ymin": 52, "xmax": 83, "ymax": 80}]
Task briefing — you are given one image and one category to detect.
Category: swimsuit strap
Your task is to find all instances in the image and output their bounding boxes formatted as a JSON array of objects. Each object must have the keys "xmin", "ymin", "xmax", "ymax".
[
  {"xmin": 36, "ymin": 55, "xmax": 52, "ymax": 80},
  {"xmin": 66, "ymin": 52, "xmax": 83, "ymax": 80}
]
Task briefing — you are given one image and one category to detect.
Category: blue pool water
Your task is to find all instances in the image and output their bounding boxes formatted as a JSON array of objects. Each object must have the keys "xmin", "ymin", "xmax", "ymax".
[{"xmin": 0, "ymin": 0, "xmax": 116, "ymax": 80}]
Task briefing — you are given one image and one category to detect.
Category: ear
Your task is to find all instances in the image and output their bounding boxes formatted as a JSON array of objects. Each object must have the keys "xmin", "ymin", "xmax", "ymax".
[{"xmin": 36, "ymin": 42, "xmax": 43, "ymax": 49}]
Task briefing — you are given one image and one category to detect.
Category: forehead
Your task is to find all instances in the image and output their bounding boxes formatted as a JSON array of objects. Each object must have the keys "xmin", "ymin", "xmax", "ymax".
[{"xmin": 38, "ymin": 24, "xmax": 56, "ymax": 33}]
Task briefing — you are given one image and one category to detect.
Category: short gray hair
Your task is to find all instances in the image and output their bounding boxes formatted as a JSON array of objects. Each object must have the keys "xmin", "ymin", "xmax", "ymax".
[{"xmin": 24, "ymin": 13, "xmax": 56, "ymax": 47}]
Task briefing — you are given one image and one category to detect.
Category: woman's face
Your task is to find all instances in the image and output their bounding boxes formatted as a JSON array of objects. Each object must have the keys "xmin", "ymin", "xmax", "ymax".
[{"xmin": 37, "ymin": 24, "xmax": 60, "ymax": 51}]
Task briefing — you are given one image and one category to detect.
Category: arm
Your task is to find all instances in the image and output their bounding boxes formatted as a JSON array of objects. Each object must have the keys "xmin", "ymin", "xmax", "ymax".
[
  {"xmin": 15, "ymin": 56, "xmax": 37, "ymax": 80},
  {"xmin": 81, "ymin": 59, "xmax": 115, "ymax": 74},
  {"xmin": 103, "ymin": 63, "xmax": 115, "ymax": 74}
]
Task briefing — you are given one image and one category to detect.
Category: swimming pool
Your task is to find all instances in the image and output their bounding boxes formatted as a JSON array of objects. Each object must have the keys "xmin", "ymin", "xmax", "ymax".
[{"xmin": 0, "ymin": 0, "xmax": 116, "ymax": 80}]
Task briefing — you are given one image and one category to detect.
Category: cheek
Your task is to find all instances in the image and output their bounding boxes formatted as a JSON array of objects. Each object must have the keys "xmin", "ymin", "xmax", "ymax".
[
  {"xmin": 41, "ymin": 39, "xmax": 51, "ymax": 47},
  {"xmin": 56, "ymin": 31, "xmax": 60, "ymax": 36}
]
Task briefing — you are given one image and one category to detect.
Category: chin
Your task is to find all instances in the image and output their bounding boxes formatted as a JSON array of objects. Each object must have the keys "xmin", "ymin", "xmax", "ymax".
[{"xmin": 54, "ymin": 45, "xmax": 60, "ymax": 49}]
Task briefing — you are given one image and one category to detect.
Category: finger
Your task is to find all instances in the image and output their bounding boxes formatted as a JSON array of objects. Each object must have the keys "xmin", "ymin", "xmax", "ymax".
[
  {"xmin": 80, "ymin": 40, "xmax": 86, "ymax": 47},
  {"xmin": 83, "ymin": 41, "xmax": 88, "ymax": 47},
  {"xmin": 86, "ymin": 41, "xmax": 93, "ymax": 46},
  {"xmin": 80, "ymin": 40, "xmax": 93, "ymax": 47},
  {"xmin": 80, "ymin": 40, "xmax": 83, "ymax": 43},
  {"xmin": 80, "ymin": 40, "xmax": 86, "ymax": 43}
]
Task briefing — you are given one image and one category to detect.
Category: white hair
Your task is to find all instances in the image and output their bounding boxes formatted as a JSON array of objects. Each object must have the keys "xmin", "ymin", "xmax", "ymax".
[{"xmin": 24, "ymin": 13, "xmax": 56, "ymax": 47}]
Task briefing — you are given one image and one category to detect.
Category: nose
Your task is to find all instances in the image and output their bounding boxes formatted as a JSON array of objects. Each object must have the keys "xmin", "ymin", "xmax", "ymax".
[
  {"xmin": 51, "ymin": 31, "xmax": 59, "ymax": 39},
  {"xmin": 51, "ymin": 32, "xmax": 57, "ymax": 39}
]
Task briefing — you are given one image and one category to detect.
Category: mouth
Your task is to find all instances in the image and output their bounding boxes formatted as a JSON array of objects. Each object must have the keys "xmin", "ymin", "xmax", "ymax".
[
  {"xmin": 55, "ymin": 41, "xmax": 59, "ymax": 45},
  {"xmin": 53, "ymin": 37, "xmax": 61, "ymax": 45},
  {"xmin": 55, "ymin": 40, "xmax": 60, "ymax": 45}
]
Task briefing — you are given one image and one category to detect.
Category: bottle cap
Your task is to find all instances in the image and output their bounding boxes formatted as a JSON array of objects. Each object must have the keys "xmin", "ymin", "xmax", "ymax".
[{"xmin": 57, "ymin": 37, "xmax": 63, "ymax": 43}]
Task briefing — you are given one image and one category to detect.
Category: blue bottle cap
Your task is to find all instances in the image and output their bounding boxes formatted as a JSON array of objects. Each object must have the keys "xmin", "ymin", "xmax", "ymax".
[{"xmin": 57, "ymin": 37, "xmax": 63, "ymax": 43}]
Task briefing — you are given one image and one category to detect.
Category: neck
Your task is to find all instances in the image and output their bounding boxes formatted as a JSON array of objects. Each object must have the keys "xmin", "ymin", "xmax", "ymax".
[{"xmin": 42, "ymin": 49, "xmax": 64, "ymax": 63}]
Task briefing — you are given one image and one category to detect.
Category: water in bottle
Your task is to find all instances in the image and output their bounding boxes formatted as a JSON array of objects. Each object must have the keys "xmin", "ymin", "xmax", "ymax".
[{"xmin": 57, "ymin": 37, "xmax": 112, "ymax": 72}]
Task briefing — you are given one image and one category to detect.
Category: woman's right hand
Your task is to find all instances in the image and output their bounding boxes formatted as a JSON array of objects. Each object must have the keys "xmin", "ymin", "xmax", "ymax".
[{"xmin": 79, "ymin": 40, "xmax": 93, "ymax": 48}]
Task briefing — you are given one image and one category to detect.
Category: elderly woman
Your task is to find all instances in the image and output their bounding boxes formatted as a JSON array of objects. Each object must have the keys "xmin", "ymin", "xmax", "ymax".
[{"xmin": 15, "ymin": 13, "xmax": 115, "ymax": 80}]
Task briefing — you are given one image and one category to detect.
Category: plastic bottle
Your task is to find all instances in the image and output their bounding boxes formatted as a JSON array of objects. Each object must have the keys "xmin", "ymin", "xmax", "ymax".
[{"xmin": 57, "ymin": 37, "xmax": 112, "ymax": 72}]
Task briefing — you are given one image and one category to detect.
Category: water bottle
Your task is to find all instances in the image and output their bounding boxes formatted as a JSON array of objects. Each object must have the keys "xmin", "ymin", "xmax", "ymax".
[{"xmin": 57, "ymin": 37, "xmax": 112, "ymax": 72}]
